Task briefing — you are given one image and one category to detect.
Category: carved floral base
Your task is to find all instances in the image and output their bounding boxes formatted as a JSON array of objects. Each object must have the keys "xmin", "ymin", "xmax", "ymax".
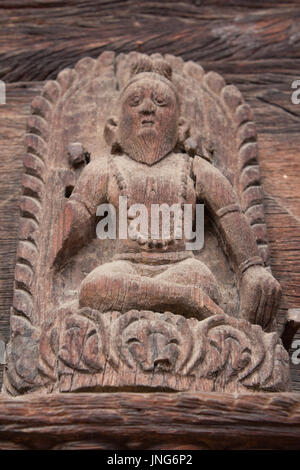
[{"xmin": 4, "ymin": 306, "xmax": 291, "ymax": 394}]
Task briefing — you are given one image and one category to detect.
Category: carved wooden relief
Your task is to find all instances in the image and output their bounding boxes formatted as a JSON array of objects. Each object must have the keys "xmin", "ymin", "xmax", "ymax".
[{"xmin": 4, "ymin": 51, "xmax": 291, "ymax": 395}]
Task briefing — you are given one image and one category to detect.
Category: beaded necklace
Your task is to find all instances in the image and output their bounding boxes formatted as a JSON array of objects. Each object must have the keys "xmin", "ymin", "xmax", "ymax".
[{"xmin": 110, "ymin": 153, "xmax": 192, "ymax": 249}]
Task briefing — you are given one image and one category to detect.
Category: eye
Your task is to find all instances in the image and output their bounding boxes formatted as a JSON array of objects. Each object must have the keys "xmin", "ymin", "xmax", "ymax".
[
  {"xmin": 152, "ymin": 94, "xmax": 168, "ymax": 106},
  {"xmin": 128, "ymin": 95, "xmax": 142, "ymax": 107},
  {"xmin": 168, "ymin": 338, "xmax": 179, "ymax": 345},
  {"xmin": 126, "ymin": 337, "xmax": 141, "ymax": 345}
]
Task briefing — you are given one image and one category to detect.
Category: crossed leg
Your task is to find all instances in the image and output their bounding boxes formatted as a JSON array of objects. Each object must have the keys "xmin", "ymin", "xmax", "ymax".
[{"xmin": 79, "ymin": 258, "xmax": 224, "ymax": 320}]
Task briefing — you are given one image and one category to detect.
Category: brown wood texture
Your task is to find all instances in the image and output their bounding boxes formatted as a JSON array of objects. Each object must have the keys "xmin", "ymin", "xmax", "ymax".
[
  {"xmin": 0, "ymin": 1, "xmax": 300, "ymax": 393},
  {"xmin": 0, "ymin": 391, "xmax": 299, "ymax": 449}
]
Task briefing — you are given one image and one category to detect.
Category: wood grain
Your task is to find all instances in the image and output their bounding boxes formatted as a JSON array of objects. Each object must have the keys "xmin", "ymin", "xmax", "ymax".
[
  {"xmin": 0, "ymin": 391, "xmax": 299, "ymax": 449},
  {"xmin": 1, "ymin": 1, "xmax": 300, "ymax": 83},
  {"xmin": 0, "ymin": 1, "xmax": 299, "ymax": 392}
]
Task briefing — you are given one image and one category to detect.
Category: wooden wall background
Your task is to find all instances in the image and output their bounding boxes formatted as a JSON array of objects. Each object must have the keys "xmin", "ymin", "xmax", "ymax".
[{"xmin": 0, "ymin": 0, "xmax": 299, "ymax": 391}]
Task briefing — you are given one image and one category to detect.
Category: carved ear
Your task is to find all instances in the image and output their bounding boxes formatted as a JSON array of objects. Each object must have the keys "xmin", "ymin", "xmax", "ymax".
[
  {"xmin": 178, "ymin": 116, "xmax": 190, "ymax": 144},
  {"xmin": 104, "ymin": 116, "xmax": 121, "ymax": 153}
]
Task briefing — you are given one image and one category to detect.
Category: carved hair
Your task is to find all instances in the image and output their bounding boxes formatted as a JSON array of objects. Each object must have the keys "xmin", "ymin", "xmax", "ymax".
[
  {"xmin": 121, "ymin": 54, "xmax": 178, "ymax": 99},
  {"xmin": 130, "ymin": 55, "xmax": 172, "ymax": 81}
]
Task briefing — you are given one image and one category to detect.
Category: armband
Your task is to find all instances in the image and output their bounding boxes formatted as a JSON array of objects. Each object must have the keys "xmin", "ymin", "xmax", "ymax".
[{"xmin": 216, "ymin": 203, "xmax": 241, "ymax": 219}]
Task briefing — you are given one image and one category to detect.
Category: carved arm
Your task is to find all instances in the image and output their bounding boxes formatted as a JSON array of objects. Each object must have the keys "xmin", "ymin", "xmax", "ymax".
[
  {"xmin": 193, "ymin": 156, "xmax": 281, "ymax": 330},
  {"xmin": 53, "ymin": 158, "xmax": 108, "ymax": 266}
]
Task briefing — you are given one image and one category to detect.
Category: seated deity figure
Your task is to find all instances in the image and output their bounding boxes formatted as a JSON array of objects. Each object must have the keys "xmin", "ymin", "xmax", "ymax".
[{"xmin": 54, "ymin": 56, "xmax": 281, "ymax": 330}]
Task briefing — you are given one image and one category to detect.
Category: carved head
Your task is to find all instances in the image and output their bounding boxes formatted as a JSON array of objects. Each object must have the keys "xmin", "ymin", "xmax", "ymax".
[{"xmin": 105, "ymin": 56, "xmax": 189, "ymax": 165}]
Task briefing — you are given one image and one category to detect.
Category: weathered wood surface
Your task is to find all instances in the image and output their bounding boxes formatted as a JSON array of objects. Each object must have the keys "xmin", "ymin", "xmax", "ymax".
[
  {"xmin": 0, "ymin": 392, "xmax": 299, "ymax": 449},
  {"xmin": 1, "ymin": 0, "xmax": 300, "ymax": 84},
  {"xmin": 0, "ymin": 1, "xmax": 299, "ymax": 391}
]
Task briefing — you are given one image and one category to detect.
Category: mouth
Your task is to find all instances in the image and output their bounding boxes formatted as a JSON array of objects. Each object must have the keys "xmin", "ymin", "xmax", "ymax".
[{"xmin": 141, "ymin": 118, "xmax": 155, "ymax": 127}]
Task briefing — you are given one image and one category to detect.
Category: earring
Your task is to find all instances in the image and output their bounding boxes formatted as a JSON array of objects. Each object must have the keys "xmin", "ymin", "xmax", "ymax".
[{"xmin": 104, "ymin": 117, "xmax": 122, "ymax": 153}]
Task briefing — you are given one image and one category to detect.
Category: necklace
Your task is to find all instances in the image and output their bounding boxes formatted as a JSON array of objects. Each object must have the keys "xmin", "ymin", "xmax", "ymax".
[{"xmin": 110, "ymin": 153, "xmax": 192, "ymax": 248}]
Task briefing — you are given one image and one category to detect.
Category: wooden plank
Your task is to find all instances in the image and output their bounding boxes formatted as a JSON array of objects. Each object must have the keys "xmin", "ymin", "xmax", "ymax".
[
  {"xmin": 0, "ymin": 392, "xmax": 299, "ymax": 449},
  {"xmin": 0, "ymin": 2, "xmax": 300, "ymax": 82}
]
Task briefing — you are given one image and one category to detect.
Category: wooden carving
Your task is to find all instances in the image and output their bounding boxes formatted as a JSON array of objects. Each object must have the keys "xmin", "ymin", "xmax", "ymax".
[{"xmin": 4, "ymin": 51, "xmax": 291, "ymax": 395}]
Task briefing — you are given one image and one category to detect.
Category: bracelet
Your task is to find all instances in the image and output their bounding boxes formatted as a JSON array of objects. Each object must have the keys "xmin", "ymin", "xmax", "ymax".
[{"xmin": 239, "ymin": 256, "xmax": 264, "ymax": 278}]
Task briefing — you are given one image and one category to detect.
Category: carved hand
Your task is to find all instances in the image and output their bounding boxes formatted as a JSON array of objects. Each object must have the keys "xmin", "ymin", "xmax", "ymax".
[{"xmin": 239, "ymin": 265, "xmax": 281, "ymax": 331}]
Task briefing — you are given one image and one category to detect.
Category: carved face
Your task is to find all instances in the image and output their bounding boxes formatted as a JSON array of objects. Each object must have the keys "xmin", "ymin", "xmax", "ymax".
[
  {"xmin": 121, "ymin": 319, "xmax": 180, "ymax": 372},
  {"xmin": 118, "ymin": 77, "xmax": 179, "ymax": 165}
]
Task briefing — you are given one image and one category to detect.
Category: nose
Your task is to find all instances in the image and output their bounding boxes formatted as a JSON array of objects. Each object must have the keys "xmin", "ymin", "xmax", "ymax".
[
  {"xmin": 139, "ymin": 98, "xmax": 155, "ymax": 115},
  {"xmin": 153, "ymin": 357, "xmax": 172, "ymax": 371}
]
